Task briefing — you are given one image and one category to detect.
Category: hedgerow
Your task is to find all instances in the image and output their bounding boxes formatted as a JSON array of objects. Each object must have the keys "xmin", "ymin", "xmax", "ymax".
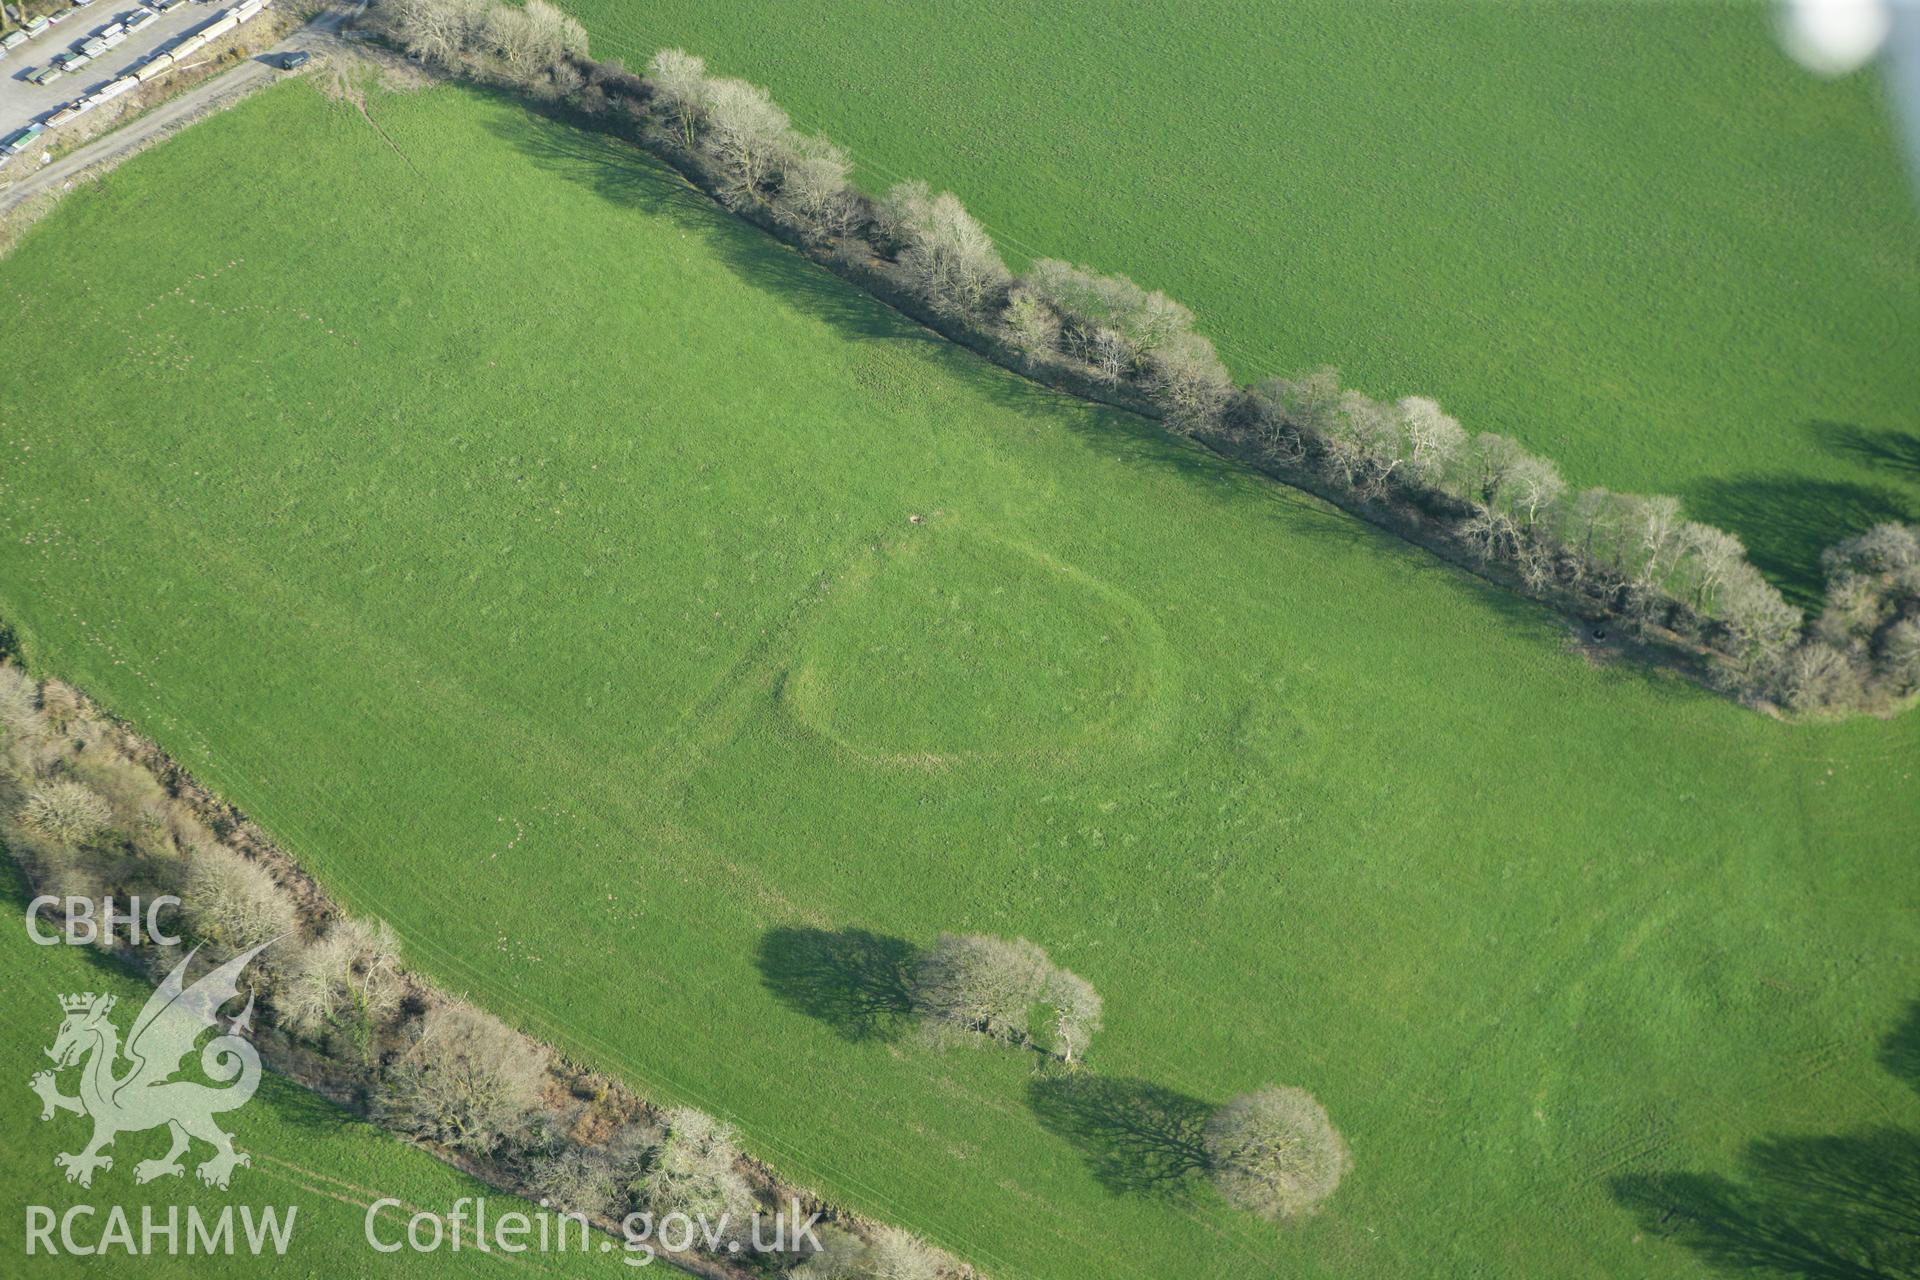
[{"xmin": 363, "ymin": 0, "xmax": 1916, "ymax": 718}]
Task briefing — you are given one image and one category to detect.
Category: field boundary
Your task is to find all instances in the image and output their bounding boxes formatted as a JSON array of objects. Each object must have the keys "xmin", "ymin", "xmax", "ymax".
[
  {"xmin": 0, "ymin": 655, "xmax": 983, "ymax": 1280},
  {"xmin": 352, "ymin": 10, "xmax": 1919, "ymax": 721}
]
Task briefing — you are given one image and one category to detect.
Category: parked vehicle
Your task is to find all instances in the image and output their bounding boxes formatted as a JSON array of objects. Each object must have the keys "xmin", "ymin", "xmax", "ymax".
[
  {"xmin": 70, "ymin": 0, "xmax": 98, "ymax": 8},
  {"xmin": 27, "ymin": 63, "xmax": 64, "ymax": 84},
  {"xmin": 58, "ymin": 50, "xmax": 94, "ymax": 70},
  {"xmin": 80, "ymin": 35, "xmax": 108, "ymax": 55},
  {"xmin": 153, "ymin": 0, "xmax": 182, "ymax": 11},
  {"xmin": 124, "ymin": 7, "xmax": 157, "ymax": 31},
  {"xmin": 1, "ymin": 29, "xmax": 28, "ymax": 50},
  {"xmin": 24, "ymin": 15, "xmax": 52, "ymax": 36},
  {"xmin": 2, "ymin": 122, "xmax": 47, "ymax": 153},
  {"xmin": 46, "ymin": 105, "xmax": 81, "ymax": 127},
  {"xmin": 279, "ymin": 49, "xmax": 309, "ymax": 70}
]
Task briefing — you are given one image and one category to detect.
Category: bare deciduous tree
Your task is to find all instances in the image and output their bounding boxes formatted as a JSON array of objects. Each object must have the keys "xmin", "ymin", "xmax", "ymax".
[
  {"xmin": 1025, "ymin": 260, "xmax": 1191, "ymax": 356},
  {"xmin": 775, "ymin": 132, "xmax": 854, "ymax": 236},
  {"xmin": 880, "ymin": 182, "xmax": 1010, "ymax": 315},
  {"xmin": 914, "ymin": 933, "xmax": 1102, "ymax": 1060},
  {"xmin": 701, "ymin": 77, "xmax": 791, "ymax": 206},
  {"xmin": 1039, "ymin": 967, "xmax": 1103, "ymax": 1064},
  {"xmin": 915, "ymin": 932, "xmax": 1050, "ymax": 1043},
  {"xmin": 1001, "ymin": 286, "xmax": 1062, "ymax": 356},
  {"xmin": 1676, "ymin": 522, "xmax": 1749, "ymax": 615},
  {"xmin": 1883, "ymin": 619, "xmax": 1920, "ymax": 694},
  {"xmin": 1463, "ymin": 432, "xmax": 1527, "ymax": 507},
  {"xmin": 1204, "ymin": 1085, "xmax": 1351, "ymax": 1221},
  {"xmin": 634, "ymin": 1107, "xmax": 756, "ymax": 1237},
  {"xmin": 861, "ymin": 1225, "xmax": 955, "ymax": 1280},
  {"xmin": 184, "ymin": 844, "xmax": 299, "ymax": 961},
  {"xmin": 384, "ymin": 0, "xmax": 491, "ymax": 67},
  {"xmin": 1396, "ymin": 395, "xmax": 1466, "ymax": 488},
  {"xmin": 0, "ymin": 663, "xmax": 39, "ymax": 738},
  {"xmin": 282, "ymin": 915, "xmax": 405, "ymax": 1064},
  {"xmin": 646, "ymin": 48, "xmax": 709, "ymax": 148},
  {"xmin": 1268, "ymin": 366, "xmax": 1344, "ymax": 440},
  {"xmin": 1321, "ymin": 391, "xmax": 1404, "ymax": 496},
  {"xmin": 379, "ymin": 1000, "xmax": 548, "ymax": 1154},
  {"xmin": 485, "ymin": 0, "xmax": 586, "ymax": 84},
  {"xmin": 1144, "ymin": 332, "xmax": 1234, "ymax": 432},
  {"xmin": 1504, "ymin": 453, "xmax": 1564, "ymax": 528},
  {"xmin": 1719, "ymin": 564, "xmax": 1803, "ymax": 677}
]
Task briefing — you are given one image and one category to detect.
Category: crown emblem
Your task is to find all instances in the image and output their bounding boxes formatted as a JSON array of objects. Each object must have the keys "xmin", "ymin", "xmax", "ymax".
[{"xmin": 59, "ymin": 993, "xmax": 112, "ymax": 1015}]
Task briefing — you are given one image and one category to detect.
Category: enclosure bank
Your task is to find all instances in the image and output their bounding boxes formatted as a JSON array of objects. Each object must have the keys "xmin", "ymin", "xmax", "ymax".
[{"xmin": 24, "ymin": 1203, "xmax": 297, "ymax": 1258}]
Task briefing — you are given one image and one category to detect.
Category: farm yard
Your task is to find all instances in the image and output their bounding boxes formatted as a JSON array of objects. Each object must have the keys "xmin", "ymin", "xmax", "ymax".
[
  {"xmin": 564, "ymin": 0, "xmax": 1920, "ymax": 601},
  {"xmin": 0, "ymin": 0, "xmax": 267, "ymax": 140},
  {"xmin": 0, "ymin": 60, "xmax": 1915, "ymax": 1280}
]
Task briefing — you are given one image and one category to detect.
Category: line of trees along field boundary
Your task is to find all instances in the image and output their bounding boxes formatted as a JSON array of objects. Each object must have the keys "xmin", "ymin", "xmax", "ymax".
[
  {"xmin": 363, "ymin": 0, "xmax": 1920, "ymax": 720},
  {"xmin": 0, "ymin": 658, "xmax": 979, "ymax": 1279}
]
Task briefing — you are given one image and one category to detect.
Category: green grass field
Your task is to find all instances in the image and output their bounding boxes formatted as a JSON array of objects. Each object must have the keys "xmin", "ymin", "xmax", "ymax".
[
  {"xmin": 563, "ymin": 0, "xmax": 1920, "ymax": 600},
  {"xmin": 0, "ymin": 77, "xmax": 1916, "ymax": 1280},
  {"xmin": 0, "ymin": 864, "xmax": 614, "ymax": 1276}
]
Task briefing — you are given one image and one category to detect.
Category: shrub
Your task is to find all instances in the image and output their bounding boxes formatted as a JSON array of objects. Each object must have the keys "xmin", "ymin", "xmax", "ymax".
[
  {"xmin": 17, "ymin": 778, "xmax": 113, "ymax": 847},
  {"xmin": 379, "ymin": 1000, "xmax": 548, "ymax": 1154},
  {"xmin": 861, "ymin": 1225, "xmax": 954, "ymax": 1280},
  {"xmin": 1001, "ymin": 286, "xmax": 1061, "ymax": 356},
  {"xmin": 530, "ymin": 1143, "xmax": 621, "ymax": 1218},
  {"xmin": 1204, "ymin": 1085, "xmax": 1351, "ymax": 1221},
  {"xmin": 0, "ymin": 663, "xmax": 39, "ymax": 737}
]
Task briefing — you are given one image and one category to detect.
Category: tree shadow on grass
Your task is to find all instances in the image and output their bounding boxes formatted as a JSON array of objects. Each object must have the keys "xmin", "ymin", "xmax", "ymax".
[
  {"xmin": 1685, "ymin": 475, "xmax": 1914, "ymax": 606},
  {"xmin": 480, "ymin": 98, "xmax": 928, "ymax": 349},
  {"xmin": 1615, "ymin": 1002, "xmax": 1920, "ymax": 1278},
  {"xmin": 1613, "ymin": 1130, "xmax": 1920, "ymax": 1278},
  {"xmin": 1881, "ymin": 1000, "xmax": 1920, "ymax": 1098},
  {"xmin": 753, "ymin": 926, "xmax": 921, "ymax": 1044},
  {"xmin": 1027, "ymin": 1072, "xmax": 1214, "ymax": 1201},
  {"xmin": 1807, "ymin": 422, "xmax": 1920, "ymax": 484}
]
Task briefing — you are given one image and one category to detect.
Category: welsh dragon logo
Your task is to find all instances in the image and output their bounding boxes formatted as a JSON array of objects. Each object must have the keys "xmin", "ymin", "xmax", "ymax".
[{"xmin": 29, "ymin": 941, "xmax": 272, "ymax": 1190}]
